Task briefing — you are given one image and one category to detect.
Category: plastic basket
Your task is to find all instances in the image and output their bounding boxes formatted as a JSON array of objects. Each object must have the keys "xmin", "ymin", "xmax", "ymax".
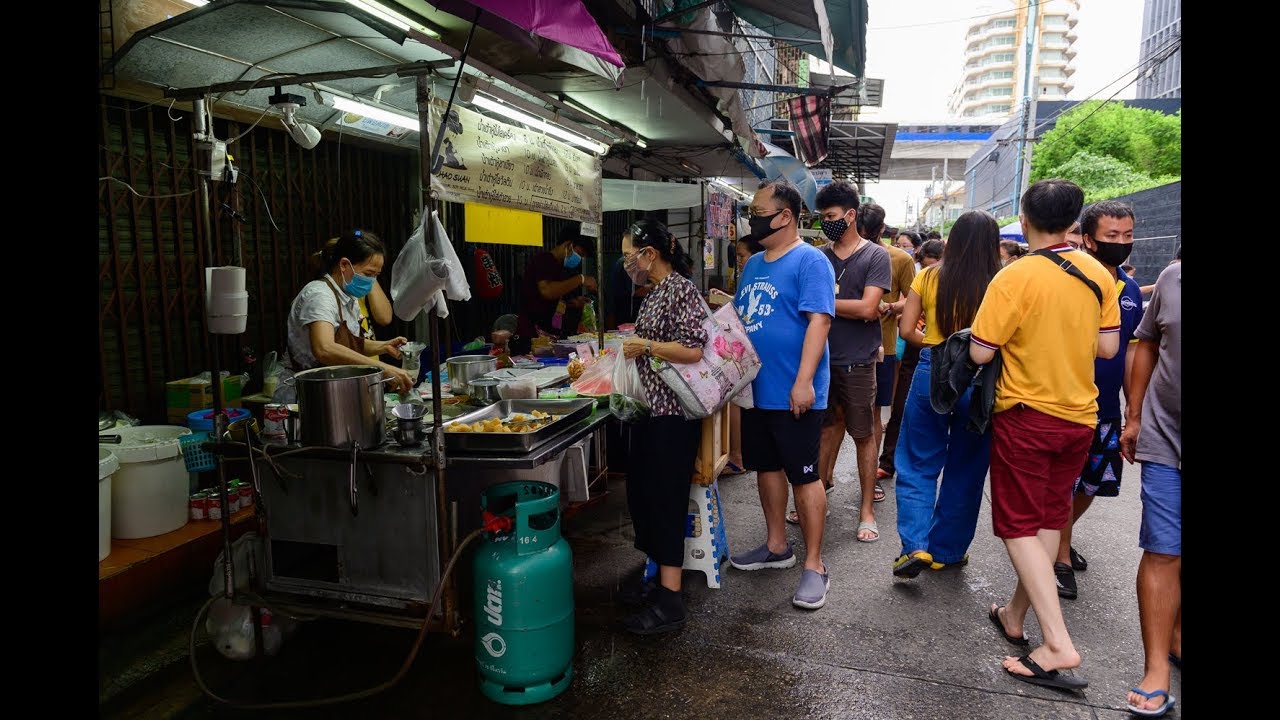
[{"xmin": 179, "ymin": 432, "xmax": 216, "ymax": 472}]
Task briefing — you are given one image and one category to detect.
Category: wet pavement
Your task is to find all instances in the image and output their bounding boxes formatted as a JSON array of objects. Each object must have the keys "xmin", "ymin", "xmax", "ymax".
[{"xmin": 101, "ymin": 428, "xmax": 1181, "ymax": 719}]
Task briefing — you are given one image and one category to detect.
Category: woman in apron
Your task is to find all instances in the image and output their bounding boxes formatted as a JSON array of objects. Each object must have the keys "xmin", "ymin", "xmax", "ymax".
[{"xmin": 274, "ymin": 230, "xmax": 413, "ymax": 403}]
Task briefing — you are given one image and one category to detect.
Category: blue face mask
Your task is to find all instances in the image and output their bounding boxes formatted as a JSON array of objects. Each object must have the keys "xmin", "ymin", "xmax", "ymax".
[
  {"xmin": 342, "ymin": 263, "xmax": 376, "ymax": 299},
  {"xmin": 564, "ymin": 250, "xmax": 582, "ymax": 270}
]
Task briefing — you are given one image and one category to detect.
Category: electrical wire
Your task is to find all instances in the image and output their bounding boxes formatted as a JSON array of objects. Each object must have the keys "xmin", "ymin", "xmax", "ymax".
[
  {"xmin": 99, "ymin": 176, "xmax": 197, "ymax": 199},
  {"xmin": 226, "ymin": 106, "xmax": 274, "ymax": 145},
  {"xmin": 190, "ymin": 527, "xmax": 485, "ymax": 710},
  {"xmin": 236, "ymin": 169, "xmax": 284, "ymax": 233},
  {"xmin": 870, "ymin": 3, "xmax": 1036, "ymax": 31}
]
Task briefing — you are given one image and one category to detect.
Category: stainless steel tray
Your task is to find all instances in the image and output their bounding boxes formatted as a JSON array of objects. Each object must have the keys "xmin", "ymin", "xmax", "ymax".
[{"xmin": 442, "ymin": 399, "xmax": 595, "ymax": 454}]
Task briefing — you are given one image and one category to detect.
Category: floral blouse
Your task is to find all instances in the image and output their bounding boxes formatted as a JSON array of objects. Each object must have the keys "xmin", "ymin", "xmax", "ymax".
[{"xmin": 634, "ymin": 272, "xmax": 710, "ymax": 418}]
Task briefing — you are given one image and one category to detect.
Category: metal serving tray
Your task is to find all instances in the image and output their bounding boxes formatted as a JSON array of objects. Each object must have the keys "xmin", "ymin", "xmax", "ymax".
[{"xmin": 441, "ymin": 399, "xmax": 595, "ymax": 454}]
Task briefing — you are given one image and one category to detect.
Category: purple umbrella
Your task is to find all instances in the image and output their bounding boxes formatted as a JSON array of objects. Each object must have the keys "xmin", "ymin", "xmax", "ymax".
[{"xmin": 425, "ymin": 0, "xmax": 626, "ymax": 83}]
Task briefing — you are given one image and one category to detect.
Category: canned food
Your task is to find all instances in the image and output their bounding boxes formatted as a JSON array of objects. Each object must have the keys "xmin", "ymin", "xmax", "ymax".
[
  {"xmin": 238, "ymin": 483, "xmax": 254, "ymax": 508},
  {"xmin": 189, "ymin": 492, "xmax": 208, "ymax": 521},
  {"xmin": 227, "ymin": 486, "xmax": 241, "ymax": 514},
  {"xmin": 263, "ymin": 403, "xmax": 288, "ymax": 441},
  {"xmin": 208, "ymin": 493, "xmax": 223, "ymax": 520}
]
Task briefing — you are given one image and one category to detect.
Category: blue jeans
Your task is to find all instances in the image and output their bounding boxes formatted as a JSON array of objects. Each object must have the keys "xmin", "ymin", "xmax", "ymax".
[
  {"xmin": 1139, "ymin": 462, "xmax": 1181, "ymax": 556},
  {"xmin": 893, "ymin": 348, "xmax": 993, "ymax": 564}
]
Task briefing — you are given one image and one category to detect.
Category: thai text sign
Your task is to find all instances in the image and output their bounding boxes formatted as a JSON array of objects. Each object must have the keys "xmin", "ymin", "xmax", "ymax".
[{"xmin": 429, "ymin": 100, "xmax": 603, "ymax": 224}]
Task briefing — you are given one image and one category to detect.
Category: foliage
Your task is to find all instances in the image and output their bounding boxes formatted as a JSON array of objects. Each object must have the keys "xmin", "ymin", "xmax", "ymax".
[
  {"xmin": 1046, "ymin": 151, "xmax": 1150, "ymax": 190},
  {"xmin": 1031, "ymin": 102, "xmax": 1181, "ymax": 184},
  {"xmin": 1083, "ymin": 177, "xmax": 1180, "ymax": 205}
]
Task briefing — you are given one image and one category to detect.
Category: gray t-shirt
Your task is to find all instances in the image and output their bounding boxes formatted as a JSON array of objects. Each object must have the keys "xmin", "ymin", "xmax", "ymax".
[
  {"xmin": 1133, "ymin": 263, "xmax": 1180, "ymax": 469},
  {"xmin": 823, "ymin": 241, "xmax": 892, "ymax": 365},
  {"xmin": 286, "ymin": 276, "xmax": 363, "ymax": 371}
]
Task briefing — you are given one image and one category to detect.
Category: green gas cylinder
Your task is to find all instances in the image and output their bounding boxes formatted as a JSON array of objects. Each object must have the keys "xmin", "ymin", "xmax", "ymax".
[{"xmin": 474, "ymin": 481, "xmax": 574, "ymax": 705}]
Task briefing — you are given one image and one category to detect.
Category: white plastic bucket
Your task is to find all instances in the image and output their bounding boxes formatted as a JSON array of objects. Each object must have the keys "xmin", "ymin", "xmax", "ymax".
[
  {"xmin": 100, "ymin": 425, "xmax": 193, "ymax": 539},
  {"xmin": 98, "ymin": 447, "xmax": 119, "ymax": 561}
]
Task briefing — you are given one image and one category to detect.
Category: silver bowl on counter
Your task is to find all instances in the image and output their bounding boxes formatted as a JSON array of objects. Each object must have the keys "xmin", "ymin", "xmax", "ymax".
[{"xmin": 446, "ymin": 354, "xmax": 497, "ymax": 396}]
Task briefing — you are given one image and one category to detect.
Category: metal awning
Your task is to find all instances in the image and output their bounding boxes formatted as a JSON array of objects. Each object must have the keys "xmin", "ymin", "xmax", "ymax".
[
  {"xmin": 729, "ymin": 0, "xmax": 869, "ymax": 78},
  {"xmin": 102, "ymin": 0, "xmax": 637, "ymax": 152},
  {"xmin": 770, "ymin": 118, "xmax": 895, "ymax": 183}
]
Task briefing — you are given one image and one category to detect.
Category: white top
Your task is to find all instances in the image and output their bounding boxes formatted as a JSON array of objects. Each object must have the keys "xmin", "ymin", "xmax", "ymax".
[{"xmin": 286, "ymin": 276, "xmax": 363, "ymax": 371}]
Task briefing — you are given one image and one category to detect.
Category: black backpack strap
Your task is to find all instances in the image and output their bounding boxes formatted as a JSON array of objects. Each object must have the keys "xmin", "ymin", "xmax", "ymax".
[{"xmin": 1031, "ymin": 249, "xmax": 1103, "ymax": 305}]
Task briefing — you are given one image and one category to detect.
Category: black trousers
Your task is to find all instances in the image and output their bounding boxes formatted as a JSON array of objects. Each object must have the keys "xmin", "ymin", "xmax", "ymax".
[
  {"xmin": 626, "ymin": 415, "xmax": 701, "ymax": 568},
  {"xmin": 879, "ymin": 342, "xmax": 922, "ymax": 474}
]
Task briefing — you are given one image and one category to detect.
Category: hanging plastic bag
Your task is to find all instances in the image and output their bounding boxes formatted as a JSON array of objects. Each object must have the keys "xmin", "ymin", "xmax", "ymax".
[
  {"xmin": 610, "ymin": 356, "xmax": 650, "ymax": 423},
  {"xmin": 570, "ymin": 352, "xmax": 617, "ymax": 398}
]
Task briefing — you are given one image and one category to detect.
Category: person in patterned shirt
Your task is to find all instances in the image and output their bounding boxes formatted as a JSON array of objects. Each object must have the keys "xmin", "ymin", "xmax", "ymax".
[{"xmin": 617, "ymin": 218, "xmax": 709, "ymax": 635}]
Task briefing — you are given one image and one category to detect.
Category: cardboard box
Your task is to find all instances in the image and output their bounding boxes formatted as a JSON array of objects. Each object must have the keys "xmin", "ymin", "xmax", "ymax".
[{"xmin": 166, "ymin": 375, "xmax": 243, "ymax": 425}]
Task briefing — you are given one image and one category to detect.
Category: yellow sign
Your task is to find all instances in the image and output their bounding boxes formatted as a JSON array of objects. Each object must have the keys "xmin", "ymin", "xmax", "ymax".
[
  {"xmin": 429, "ymin": 100, "xmax": 603, "ymax": 224},
  {"xmin": 464, "ymin": 203, "xmax": 543, "ymax": 246}
]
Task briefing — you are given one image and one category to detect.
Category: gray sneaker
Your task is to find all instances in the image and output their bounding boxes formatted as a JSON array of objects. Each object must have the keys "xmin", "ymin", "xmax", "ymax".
[
  {"xmin": 792, "ymin": 567, "xmax": 830, "ymax": 609},
  {"xmin": 729, "ymin": 543, "xmax": 797, "ymax": 571}
]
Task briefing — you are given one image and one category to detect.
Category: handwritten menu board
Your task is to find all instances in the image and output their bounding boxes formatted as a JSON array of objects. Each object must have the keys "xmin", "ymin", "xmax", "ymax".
[{"xmin": 429, "ymin": 100, "xmax": 603, "ymax": 224}]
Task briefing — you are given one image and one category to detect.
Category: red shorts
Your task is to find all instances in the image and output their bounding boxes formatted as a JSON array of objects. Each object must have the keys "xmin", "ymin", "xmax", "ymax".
[{"xmin": 989, "ymin": 405, "xmax": 1094, "ymax": 539}]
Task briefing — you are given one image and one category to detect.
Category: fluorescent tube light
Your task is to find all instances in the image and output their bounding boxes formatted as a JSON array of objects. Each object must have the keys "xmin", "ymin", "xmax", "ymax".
[
  {"xmin": 471, "ymin": 95, "xmax": 609, "ymax": 155},
  {"xmin": 637, "ymin": 137, "xmax": 648, "ymax": 148},
  {"xmin": 183, "ymin": 0, "xmax": 209, "ymax": 6},
  {"xmin": 346, "ymin": 0, "xmax": 442, "ymax": 39},
  {"xmin": 331, "ymin": 95, "xmax": 420, "ymax": 131}
]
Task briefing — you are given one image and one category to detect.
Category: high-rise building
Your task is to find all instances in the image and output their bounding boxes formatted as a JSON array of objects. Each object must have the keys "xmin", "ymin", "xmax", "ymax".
[
  {"xmin": 1137, "ymin": 0, "xmax": 1181, "ymax": 98},
  {"xmin": 948, "ymin": 0, "xmax": 1080, "ymax": 119}
]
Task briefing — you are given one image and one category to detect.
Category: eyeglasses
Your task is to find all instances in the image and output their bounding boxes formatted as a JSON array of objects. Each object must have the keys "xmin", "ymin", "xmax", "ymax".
[{"xmin": 748, "ymin": 207, "xmax": 785, "ymax": 218}]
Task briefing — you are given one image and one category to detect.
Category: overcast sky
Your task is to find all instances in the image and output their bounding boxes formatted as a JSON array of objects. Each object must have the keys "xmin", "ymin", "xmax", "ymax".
[{"xmin": 852, "ymin": 0, "xmax": 1147, "ymax": 224}]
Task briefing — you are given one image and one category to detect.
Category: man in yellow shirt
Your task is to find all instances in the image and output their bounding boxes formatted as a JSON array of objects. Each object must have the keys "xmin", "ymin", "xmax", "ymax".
[{"xmin": 969, "ymin": 179, "xmax": 1120, "ymax": 693}]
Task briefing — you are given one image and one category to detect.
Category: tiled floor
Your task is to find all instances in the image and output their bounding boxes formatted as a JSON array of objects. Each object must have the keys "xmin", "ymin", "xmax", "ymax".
[{"xmin": 99, "ymin": 508, "xmax": 256, "ymax": 581}]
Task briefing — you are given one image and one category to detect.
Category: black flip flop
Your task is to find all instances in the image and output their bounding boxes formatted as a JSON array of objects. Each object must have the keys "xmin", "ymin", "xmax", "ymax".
[
  {"xmin": 988, "ymin": 605, "xmax": 1029, "ymax": 647},
  {"xmin": 623, "ymin": 603, "xmax": 687, "ymax": 636},
  {"xmin": 1004, "ymin": 654, "xmax": 1088, "ymax": 691}
]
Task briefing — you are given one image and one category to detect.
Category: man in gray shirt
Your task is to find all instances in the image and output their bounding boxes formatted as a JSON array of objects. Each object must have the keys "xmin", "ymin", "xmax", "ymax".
[
  {"xmin": 813, "ymin": 181, "xmax": 892, "ymax": 543},
  {"xmin": 1118, "ymin": 261, "xmax": 1180, "ymax": 716}
]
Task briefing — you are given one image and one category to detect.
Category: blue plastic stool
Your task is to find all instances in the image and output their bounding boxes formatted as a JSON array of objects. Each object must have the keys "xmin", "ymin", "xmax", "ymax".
[{"xmin": 644, "ymin": 479, "xmax": 730, "ymax": 589}]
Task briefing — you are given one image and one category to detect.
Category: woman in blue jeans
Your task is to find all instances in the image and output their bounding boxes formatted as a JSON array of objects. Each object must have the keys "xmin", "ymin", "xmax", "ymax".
[{"xmin": 891, "ymin": 211, "xmax": 1002, "ymax": 578}]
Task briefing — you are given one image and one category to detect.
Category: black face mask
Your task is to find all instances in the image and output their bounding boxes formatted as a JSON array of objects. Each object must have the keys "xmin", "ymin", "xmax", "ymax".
[
  {"xmin": 748, "ymin": 211, "xmax": 783, "ymax": 240},
  {"xmin": 1091, "ymin": 241, "xmax": 1133, "ymax": 267}
]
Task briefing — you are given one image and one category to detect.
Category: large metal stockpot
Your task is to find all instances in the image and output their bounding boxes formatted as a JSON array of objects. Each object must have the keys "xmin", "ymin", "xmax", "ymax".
[{"xmin": 292, "ymin": 365, "xmax": 391, "ymax": 449}]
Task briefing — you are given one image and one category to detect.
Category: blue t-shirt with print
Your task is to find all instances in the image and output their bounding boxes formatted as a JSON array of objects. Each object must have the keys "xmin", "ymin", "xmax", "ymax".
[
  {"xmin": 1094, "ymin": 268, "xmax": 1144, "ymax": 419},
  {"xmin": 735, "ymin": 242, "xmax": 837, "ymax": 410}
]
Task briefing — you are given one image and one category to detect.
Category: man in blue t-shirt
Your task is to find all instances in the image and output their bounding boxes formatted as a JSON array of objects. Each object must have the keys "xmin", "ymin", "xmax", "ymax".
[
  {"xmin": 1054, "ymin": 201, "xmax": 1145, "ymax": 600},
  {"xmin": 728, "ymin": 179, "xmax": 837, "ymax": 611}
]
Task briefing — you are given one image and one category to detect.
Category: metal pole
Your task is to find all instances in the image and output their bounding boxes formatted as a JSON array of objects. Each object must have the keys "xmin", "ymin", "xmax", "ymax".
[
  {"xmin": 942, "ymin": 158, "xmax": 949, "ymax": 231},
  {"xmin": 1013, "ymin": 1, "xmax": 1040, "ymax": 212},
  {"xmin": 195, "ymin": 95, "xmax": 236, "ymax": 600},
  {"xmin": 429, "ymin": 9, "xmax": 481, "ymax": 175}
]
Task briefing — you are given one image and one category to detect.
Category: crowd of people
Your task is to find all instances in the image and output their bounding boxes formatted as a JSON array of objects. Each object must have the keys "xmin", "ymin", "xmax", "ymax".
[{"xmin": 614, "ymin": 177, "xmax": 1181, "ymax": 717}]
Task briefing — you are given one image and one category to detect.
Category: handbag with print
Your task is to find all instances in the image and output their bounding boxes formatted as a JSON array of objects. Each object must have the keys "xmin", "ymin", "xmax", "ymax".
[{"xmin": 651, "ymin": 299, "xmax": 761, "ymax": 419}]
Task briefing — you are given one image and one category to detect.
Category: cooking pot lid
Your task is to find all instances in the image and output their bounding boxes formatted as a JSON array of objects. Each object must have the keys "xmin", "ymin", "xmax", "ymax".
[{"xmin": 294, "ymin": 365, "xmax": 383, "ymax": 381}]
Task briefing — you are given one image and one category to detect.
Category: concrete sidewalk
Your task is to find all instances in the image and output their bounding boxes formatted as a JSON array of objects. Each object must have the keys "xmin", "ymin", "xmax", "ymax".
[{"xmin": 101, "ymin": 440, "xmax": 1180, "ymax": 719}]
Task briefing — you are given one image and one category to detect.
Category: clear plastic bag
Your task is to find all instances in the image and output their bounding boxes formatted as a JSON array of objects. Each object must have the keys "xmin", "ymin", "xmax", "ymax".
[
  {"xmin": 570, "ymin": 352, "xmax": 617, "ymax": 397},
  {"xmin": 610, "ymin": 356, "xmax": 650, "ymax": 422}
]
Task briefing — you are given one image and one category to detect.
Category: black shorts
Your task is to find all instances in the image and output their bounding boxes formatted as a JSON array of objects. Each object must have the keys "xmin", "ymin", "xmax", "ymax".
[
  {"xmin": 1074, "ymin": 417, "xmax": 1123, "ymax": 497},
  {"xmin": 875, "ymin": 357, "xmax": 898, "ymax": 407},
  {"xmin": 742, "ymin": 408, "xmax": 825, "ymax": 486}
]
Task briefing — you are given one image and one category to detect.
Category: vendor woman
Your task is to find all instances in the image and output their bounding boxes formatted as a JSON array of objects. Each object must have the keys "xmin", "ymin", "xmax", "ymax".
[
  {"xmin": 278, "ymin": 230, "xmax": 413, "ymax": 399},
  {"xmin": 511, "ymin": 225, "xmax": 599, "ymax": 354},
  {"xmin": 618, "ymin": 218, "xmax": 708, "ymax": 635}
]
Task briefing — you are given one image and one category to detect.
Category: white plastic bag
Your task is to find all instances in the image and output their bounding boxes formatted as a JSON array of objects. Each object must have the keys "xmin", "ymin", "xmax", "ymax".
[
  {"xmin": 610, "ymin": 356, "xmax": 650, "ymax": 422},
  {"xmin": 391, "ymin": 210, "xmax": 471, "ymax": 321}
]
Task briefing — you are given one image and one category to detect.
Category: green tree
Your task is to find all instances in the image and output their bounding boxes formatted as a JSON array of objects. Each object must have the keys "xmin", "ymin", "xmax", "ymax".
[
  {"xmin": 1047, "ymin": 151, "xmax": 1150, "ymax": 190},
  {"xmin": 1031, "ymin": 101, "xmax": 1181, "ymax": 183}
]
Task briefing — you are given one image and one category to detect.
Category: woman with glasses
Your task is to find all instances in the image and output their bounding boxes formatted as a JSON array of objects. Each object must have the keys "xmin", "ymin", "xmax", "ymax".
[{"xmin": 616, "ymin": 218, "xmax": 709, "ymax": 635}]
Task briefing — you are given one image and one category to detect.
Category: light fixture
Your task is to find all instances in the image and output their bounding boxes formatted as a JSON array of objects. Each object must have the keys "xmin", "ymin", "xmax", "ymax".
[
  {"xmin": 471, "ymin": 95, "xmax": 609, "ymax": 155},
  {"xmin": 679, "ymin": 160, "xmax": 701, "ymax": 174},
  {"xmin": 183, "ymin": 0, "xmax": 209, "ymax": 5},
  {"xmin": 331, "ymin": 95, "xmax": 420, "ymax": 132},
  {"xmin": 346, "ymin": 0, "xmax": 441, "ymax": 39},
  {"xmin": 637, "ymin": 137, "xmax": 648, "ymax": 149}
]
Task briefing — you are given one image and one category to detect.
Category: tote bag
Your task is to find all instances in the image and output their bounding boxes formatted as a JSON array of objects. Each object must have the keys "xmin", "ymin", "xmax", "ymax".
[{"xmin": 651, "ymin": 299, "xmax": 761, "ymax": 419}]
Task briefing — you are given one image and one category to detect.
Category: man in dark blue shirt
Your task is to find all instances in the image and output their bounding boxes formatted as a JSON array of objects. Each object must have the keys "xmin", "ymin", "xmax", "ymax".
[{"xmin": 1054, "ymin": 201, "xmax": 1145, "ymax": 600}]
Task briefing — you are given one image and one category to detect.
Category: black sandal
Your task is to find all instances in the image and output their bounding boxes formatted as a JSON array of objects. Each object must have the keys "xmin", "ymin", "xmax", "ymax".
[
  {"xmin": 988, "ymin": 605, "xmax": 1029, "ymax": 646},
  {"xmin": 1004, "ymin": 654, "xmax": 1088, "ymax": 691},
  {"xmin": 623, "ymin": 602, "xmax": 687, "ymax": 636}
]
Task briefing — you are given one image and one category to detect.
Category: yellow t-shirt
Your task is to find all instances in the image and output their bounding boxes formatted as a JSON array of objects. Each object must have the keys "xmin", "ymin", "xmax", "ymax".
[
  {"xmin": 910, "ymin": 267, "xmax": 946, "ymax": 347},
  {"xmin": 882, "ymin": 244, "xmax": 917, "ymax": 351},
  {"xmin": 970, "ymin": 245, "xmax": 1122, "ymax": 426}
]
